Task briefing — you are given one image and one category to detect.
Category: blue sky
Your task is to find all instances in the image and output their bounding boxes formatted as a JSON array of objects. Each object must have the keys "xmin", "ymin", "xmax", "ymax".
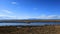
[{"xmin": 0, "ymin": 0, "xmax": 60, "ymax": 19}]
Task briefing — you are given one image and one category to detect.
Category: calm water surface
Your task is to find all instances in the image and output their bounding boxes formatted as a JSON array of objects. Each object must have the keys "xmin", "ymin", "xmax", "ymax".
[{"xmin": 0, "ymin": 22, "xmax": 60, "ymax": 26}]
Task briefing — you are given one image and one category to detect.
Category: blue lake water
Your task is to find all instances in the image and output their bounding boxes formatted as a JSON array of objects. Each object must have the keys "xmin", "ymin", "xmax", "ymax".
[{"xmin": 0, "ymin": 22, "xmax": 60, "ymax": 26}]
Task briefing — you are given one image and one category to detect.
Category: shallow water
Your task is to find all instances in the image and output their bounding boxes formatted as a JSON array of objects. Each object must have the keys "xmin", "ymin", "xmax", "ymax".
[{"xmin": 0, "ymin": 22, "xmax": 60, "ymax": 26}]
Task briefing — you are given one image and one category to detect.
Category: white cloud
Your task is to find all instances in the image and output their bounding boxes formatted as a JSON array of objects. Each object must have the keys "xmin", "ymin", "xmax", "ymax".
[
  {"xmin": 1, "ymin": 10, "xmax": 13, "ymax": 14},
  {"xmin": 0, "ymin": 11, "xmax": 60, "ymax": 19},
  {"xmin": 47, "ymin": 15, "xmax": 57, "ymax": 19},
  {"xmin": 11, "ymin": 2, "xmax": 17, "ymax": 5},
  {"xmin": 0, "ymin": 9, "xmax": 16, "ymax": 19},
  {"xmin": 25, "ymin": 15, "xmax": 60, "ymax": 19},
  {"xmin": 0, "ymin": 14, "xmax": 29, "ymax": 19},
  {"xmin": 36, "ymin": 15, "xmax": 60, "ymax": 19},
  {"xmin": 0, "ymin": 14, "xmax": 17, "ymax": 19},
  {"xmin": 3, "ymin": 15, "xmax": 60, "ymax": 19},
  {"xmin": 0, "ymin": 14, "xmax": 6, "ymax": 16}
]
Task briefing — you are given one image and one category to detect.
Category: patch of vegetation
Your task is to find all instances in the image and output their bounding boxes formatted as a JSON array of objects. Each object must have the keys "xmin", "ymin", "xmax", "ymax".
[{"xmin": 0, "ymin": 25, "xmax": 60, "ymax": 34}]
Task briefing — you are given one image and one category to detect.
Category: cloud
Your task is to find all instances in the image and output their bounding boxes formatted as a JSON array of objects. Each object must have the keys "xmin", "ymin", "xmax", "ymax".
[
  {"xmin": 0, "ymin": 14, "xmax": 59, "ymax": 19},
  {"xmin": 0, "ymin": 14, "xmax": 29, "ymax": 19},
  {"xmin": 47, "ymin": 15, "xmax": 57, "ymax": 19},
  {"xmin": 0, "ymin": 9, "xmax": 16, "ymax": 19},
  {"xmin": 0, "ymin": 11, "xmax": 60, "ymax": 20},
  {"xmin": 11, "ymin": 2, "xmax": 17, "ymax": 5},
  {"xmin": 1, "ymin": 10, "xmax": 13, "ymax": 14},
  {"xmin": 0, "ymin": 14, "xmax": 17, "ymax": 19},
  {"xmin": 36, "ymin": 15, "xmax": 60, "ymax": 19},
  {"xmin": 25, "ymin": 15, "xmax": 60, "ymax": 19}
]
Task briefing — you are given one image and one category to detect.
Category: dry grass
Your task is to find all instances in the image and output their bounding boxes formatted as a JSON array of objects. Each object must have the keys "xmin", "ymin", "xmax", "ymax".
[{"xmin": 0, "ymin": 25, "xmax": 60, "ymax": 34}]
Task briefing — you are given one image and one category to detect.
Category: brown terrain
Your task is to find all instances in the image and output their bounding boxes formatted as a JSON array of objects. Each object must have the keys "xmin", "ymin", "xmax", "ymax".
[
  {"xmin": 0, "ymin": 20, "xmax": 60, "ymax": 23},
  {"xmin": 0, "ymin": 25, "xmax": 60, "ymax": 34}
]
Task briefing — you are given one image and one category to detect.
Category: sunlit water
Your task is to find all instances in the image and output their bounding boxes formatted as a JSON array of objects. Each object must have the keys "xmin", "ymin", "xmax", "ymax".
[{"xmin": 0, "ymin": 22, "xmax": 60, "ymax": 26}]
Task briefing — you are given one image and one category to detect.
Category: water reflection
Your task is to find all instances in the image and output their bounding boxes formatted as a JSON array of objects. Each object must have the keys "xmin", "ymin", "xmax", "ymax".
[{"xmin": 0, "ymin": 22, "xmax": 60, "ymax": 26}]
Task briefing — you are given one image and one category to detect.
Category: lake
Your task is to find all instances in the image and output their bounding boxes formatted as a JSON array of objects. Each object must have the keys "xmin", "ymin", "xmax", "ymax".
[{"xmin": 0, "ymin": 22, "xmax": 60, "ymax": 26}]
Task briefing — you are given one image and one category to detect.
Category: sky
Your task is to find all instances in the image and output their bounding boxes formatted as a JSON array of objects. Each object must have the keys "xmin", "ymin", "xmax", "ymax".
[{"xmin": 0, "ymin": 0, "xmax": 60, "ymax": 19}]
